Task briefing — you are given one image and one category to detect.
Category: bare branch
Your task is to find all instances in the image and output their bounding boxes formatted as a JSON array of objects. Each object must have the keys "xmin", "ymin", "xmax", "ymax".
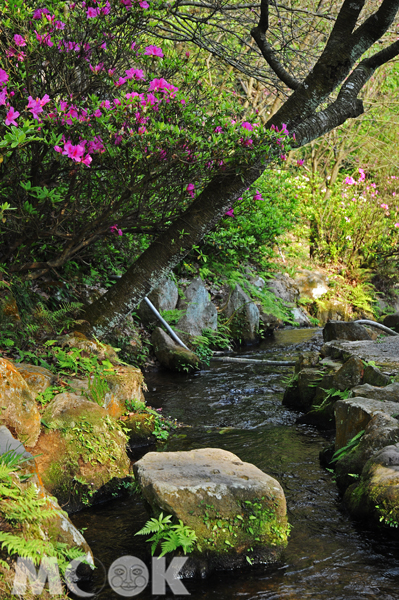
[{"xmin": 251, "ymin": 0, "xmax": 300, "ymax": 89}]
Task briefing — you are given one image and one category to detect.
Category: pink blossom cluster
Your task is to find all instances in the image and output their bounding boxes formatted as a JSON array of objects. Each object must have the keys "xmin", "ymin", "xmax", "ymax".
[
  {"xmin": 110, "ymin": 224, "xmax": 123, "ymax": 235},
  {"xmin": 54, "ymin": 140, "xmax": 92, "ymax": 165}
]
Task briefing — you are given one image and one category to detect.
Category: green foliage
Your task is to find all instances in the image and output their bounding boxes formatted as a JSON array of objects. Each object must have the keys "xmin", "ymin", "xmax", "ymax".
[
  {"xmin": 193, "ymin": 169, "xmax": 299, "ymax": 267},
  {"xmin": 135, "ymin": 513, "xmax": 197, "ymax": 557},
  {"xmin": 124, "ymin": 399, "xmax": 175, "ymax": 441},
  {"xmin": 160, "ymin": 309, "xmax": 185, "ymax": 326},
  {"xmin": 0, "ymin": 451, "xmax": 87, "ymax": 574},
  {"xmin": 190, "ymin": 325, "xmax": 232, "ymax": 365},
  {"xmin": 313, "ymin": 387, "xmax": 351, "ymax": 412},
  {"xmin": 295, "ymin": 170, "xmax": 399, "ymax": 273},
  {"xmin": 36, "ymin": 385, "xmax": 63, "ymax": 407},
  {"xmin": 330, "ymin": 430, "xmax": 365, "ymax": 464},
  {"xmin": 87, "ymin": 375, "xmax": 110, "ymax": 407}
]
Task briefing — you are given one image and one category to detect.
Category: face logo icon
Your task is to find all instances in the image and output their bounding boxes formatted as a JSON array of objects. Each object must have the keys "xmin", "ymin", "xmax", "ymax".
[{"xmin": 108, "ymin": 556, "xmax": 149, "ymax": 597}]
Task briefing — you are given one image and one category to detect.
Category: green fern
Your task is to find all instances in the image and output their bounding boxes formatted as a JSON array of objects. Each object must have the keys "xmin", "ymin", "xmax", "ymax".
[
  {"xmin": 34, "ymin": 301, "xmax": 84, "ymax": 333},
  {"xmin": 135, "ymin": 513, "xmax": 197, "ymax": 556},
  {"xmin": 0, "ymin": 451, "xmax": 88, "ymax": 575}
]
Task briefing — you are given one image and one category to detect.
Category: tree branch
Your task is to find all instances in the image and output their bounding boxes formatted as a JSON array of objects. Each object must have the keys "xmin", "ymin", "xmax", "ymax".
[{"xmin": 251, "ymin": 0, "xmax": 300, "ymax": 89}]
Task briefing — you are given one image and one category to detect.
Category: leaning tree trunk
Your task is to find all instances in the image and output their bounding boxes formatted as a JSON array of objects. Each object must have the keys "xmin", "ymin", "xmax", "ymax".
[
  {"xmin": 82, "ymin": 0, "xmax": 399, "ymax": 337},
  {"xmin": 81, "ymin": 158, "xmax": 267, "ymax": 337}
]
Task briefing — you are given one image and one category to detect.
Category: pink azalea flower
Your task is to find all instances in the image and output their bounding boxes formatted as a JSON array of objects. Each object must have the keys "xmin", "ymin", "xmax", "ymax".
[
  {"xmin": 242, "ymin": 121, "xmax": 253, "ymax": 131},
  {"xmin": 110, "ymin": 224, "xmax": 122, "ymax": 235},
  {"xmin": 144, "ymin": 45, "xmax": 164, "ymax": 58},
  {"xmin": 62, "ymin": 141, "xmax": 85, "ymax": 162},
  {"xmin": 0, "ymin": 69, "xmax": 8, "ymax": 85},
  {"xmin": 214, "ymin": 126, "xmax": 223, "ymax": 133},
  {"xmin": 125, "ymin": 68, "xmax": 145, "ymax": 80},
  {"xmin": 33, "ymin": 7, "xmax": 50, "ymax": 19},
  {"xmin": 297, "ymin": 159, "xmax": 304, "ymax": 166},
  {"xmin": 101, "ymin": 1, "xmax": 111, "ymax": 14},
  {"xmin": 381, "ymin": 203, "xmax": 389, "ymax": 210},
  {"xmin": 101, "ymin": 42, "xmax": 107, "ymax": 50},
  {"xmin": 82, "ymin": 154, "xmax": 92, "ymax": 166},
  {"xmin": 90, "ymin": 63, "xmax": 104, "ymax": 74},
  {"xmin": 5, "ymin": 106, "xmax": 19, "ymax": 126},
  {"xmin": 55, "ymin": 21, "xmax": 65, "ymax": 30},
  {"xmin": 345, "ymin": 176, "xmax": 356, "ymax": 185},
  {"xmin": 225, "ymin": 208, "xmax": 234, "ymax": 217},
  {"xmin": 0, "ymin": 88, "xmax": 7, "ymax": 105},
  {"xmin": 240, "ymin": 137, "xmax": 253, "ymax": 147},
  {"xmin": 14, "ymin": 34, "xmax": 26, "ymax": 47},
  {"xmin": 395, "ymin": 223, "xmax": 399, "ymax": 228},
  {"xmin": 253, "ymin": 190, "xmax": 263, "ymax": 201},
  {"xmin": 87, "ymin": 7, "xmax": 100, "ymax": 18},
  {"xmin": 186, "ymin": 183, "xmax": 195, "ymax": 198},
  {"xmin": 93, "ymin": 109, "xmax": 102, "ymax": 118},
  {"xmin": 140, "ymin": 0, "xmax": 149, "ymax": 7},
  {"xmin": 115, "ymin": 77, "xmax": 127, "ymax": 86},
  {"xmin": 54, "ymin": 145, "xmax": 63, "ymax": 153}
]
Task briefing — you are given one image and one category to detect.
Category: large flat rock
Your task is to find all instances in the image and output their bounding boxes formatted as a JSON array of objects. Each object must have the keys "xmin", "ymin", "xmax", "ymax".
[
  {"xmin": 335, "ymin": 397, "xmax": 399, "ymax": 450},
  {"xmin": 134, "ymin": 448, "xmax": 289, "ymax": 574},
  {"xmin": 322, "ymin": 336, "xmax": 399, "ymax": 370}
]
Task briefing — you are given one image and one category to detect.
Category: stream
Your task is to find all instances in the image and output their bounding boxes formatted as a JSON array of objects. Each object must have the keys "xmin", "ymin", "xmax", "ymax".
[{"xmin": 71, "ymin": 328, "xmax": 399, "ymax": 600}]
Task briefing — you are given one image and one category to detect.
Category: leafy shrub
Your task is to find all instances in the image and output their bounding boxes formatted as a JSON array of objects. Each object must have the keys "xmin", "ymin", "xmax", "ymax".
[{"xmin": 197, "ymin": 168, "xmax": 299, "ymax": 266}]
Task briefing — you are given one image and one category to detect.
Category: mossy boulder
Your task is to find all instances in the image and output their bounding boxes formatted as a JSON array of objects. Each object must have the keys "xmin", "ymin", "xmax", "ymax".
[
  {"xmin": 0, "ymin": 358, "xmax": 41, "ymax": 448},
  {"xmin": 362, "ymin": 365, "xmax": 391, "ymax": 387},
  {"xmin": 344, "ymin": 444, "xmax": 399, "ymax": 528},
  {"xmin": 323, "ymin": 321, "xmax": 372, "ymax": 342},
  {"xmin": 103, "ymin": 365, "xmax": 145, "ymax": 418},
  {"xmin": 14, "ymin": 363, "xmax": 56, "ymax": 396},
  {"xmin": 334, "ymin": 396, "xmax": 399, "ymax": 451},
  {"xmin": 59, "ymin": 331, "xmax": 120, "ymax": 364},
  {"xmin": 33, "ymin": 393, "xmax": 130, "ymax": 512},
  {"xmin": 331, "ymin": 356, "xmax": 364, "ymax": 391},
  {"xmin": 134, "ymin": 448, "xmax": 289, "ymax": 576},
  {"xmin": 122, "ymin": 413, "xmax": 157, "ymax": 450},
  {"xmin": 225, "ymin": 284, "xmax": 259, "ymax": 344},
  {"xmin": 151, "ymin": 327, "xmax": 201, "ymax": 372},
  {"xmin": 67, "ymin": 365, "xmax": 146, "ymax": 419},
  {"xmin": 334, "ymin": 413, "xmax": 399, "ymax": 491},
  {"xmin": 352, "ymin": 382, "xmax": 399, "ymax": 402}
]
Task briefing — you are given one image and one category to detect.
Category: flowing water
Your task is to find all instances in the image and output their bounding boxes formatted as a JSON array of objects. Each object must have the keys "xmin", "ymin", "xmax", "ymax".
[{"xmin": 71, "ymin": 329, "xmax": 399, "ymax": 599}]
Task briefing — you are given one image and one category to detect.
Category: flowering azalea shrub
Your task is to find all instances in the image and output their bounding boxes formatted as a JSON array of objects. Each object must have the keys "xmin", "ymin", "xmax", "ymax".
[
  {"xmin": 297, "ymin": 168, "xmax": 399, "ymax": 270},
  {"xmin": 0, "ymin": 0, "xmax": 290, "ymax": 279}
]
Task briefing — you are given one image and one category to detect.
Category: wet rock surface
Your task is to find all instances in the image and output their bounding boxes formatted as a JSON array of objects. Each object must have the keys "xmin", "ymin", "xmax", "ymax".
[
  {"xmin": 0, "ymin": 358, "xmax": 41, "ymax": 448},
  {"xmin": 134, "ymin": 448, "xmax": 289, "ymax": 576},
  {"xmin": 323, "ymin": 321, "xmax": 372, "ymax": 342},
  {"xmin": 176, "ymin": 277, "xmax": 217, "ymax": 337},
  {"xmin": 321, "ymin": 336, "xmax": 399, "ymax": 369},
  {"xmin": 334, "ymin": 396, "xmax": 399, "ymax": 450},
  {"xmin": 225, "ymin": 283, "xmax": 260, "ymax": 343},
  {"xmin": 151, "ymin": 327, "xmax": 201, "ymax": 372}
]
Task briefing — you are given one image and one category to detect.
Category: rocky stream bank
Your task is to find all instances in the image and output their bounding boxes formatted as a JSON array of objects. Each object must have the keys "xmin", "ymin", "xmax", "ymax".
[{"xmin": 3, "ymin": 264, "xmax": 399, "ymax": 595}]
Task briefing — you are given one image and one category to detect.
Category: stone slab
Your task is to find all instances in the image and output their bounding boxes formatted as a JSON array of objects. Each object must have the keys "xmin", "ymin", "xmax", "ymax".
[{"xmin": 321, "ymin": 337, "xmax": 399, "ymax": 370}]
